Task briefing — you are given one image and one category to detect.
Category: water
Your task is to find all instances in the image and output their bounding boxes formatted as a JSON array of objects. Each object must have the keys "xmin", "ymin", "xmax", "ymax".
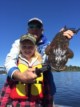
[
  {"xmin": 0, "ymin": 72, "xmax": 80, "ymax": 107},
  {"xmin": 0, "ymin": 74, "xmax": 7, "ymax": 91},
  {"xmin": 53, "ymin": 72, "xmax": 80, "ymax": 107}
]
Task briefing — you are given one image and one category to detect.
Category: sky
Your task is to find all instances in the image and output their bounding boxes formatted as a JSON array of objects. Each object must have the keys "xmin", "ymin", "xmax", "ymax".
[{"xmin": 0, "ymin": 0, "xmax": 80, "ymax": 66}]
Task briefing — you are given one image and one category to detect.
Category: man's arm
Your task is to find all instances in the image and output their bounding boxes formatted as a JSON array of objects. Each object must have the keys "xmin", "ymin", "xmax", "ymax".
[
  {"xmin": 12, "ymin": 68, "xmax": 37, "ymax": 83},
  {"xmin": 4, "ymin": 39, "xmax": 20, "ymax": 78},
  {"xmin": 42, "ymin": 71, "xmax": 56, "ymax": 107}
]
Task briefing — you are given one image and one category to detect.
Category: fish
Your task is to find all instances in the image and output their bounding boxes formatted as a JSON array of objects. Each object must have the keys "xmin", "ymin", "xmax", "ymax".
[{"xmin": 45, "ymin": 26, "xmax": 80, "ymax": 71}]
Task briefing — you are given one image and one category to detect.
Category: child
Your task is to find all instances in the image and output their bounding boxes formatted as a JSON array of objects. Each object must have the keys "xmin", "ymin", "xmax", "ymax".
[{"xmin": 0, "ymin": 34, "xmax": 55, "ymax": 107}]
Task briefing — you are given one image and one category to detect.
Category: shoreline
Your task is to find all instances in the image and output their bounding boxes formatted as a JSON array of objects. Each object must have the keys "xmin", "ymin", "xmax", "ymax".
[{"xmin": 0, "ymin": 71, "xmax": 6, "ymax": 74}]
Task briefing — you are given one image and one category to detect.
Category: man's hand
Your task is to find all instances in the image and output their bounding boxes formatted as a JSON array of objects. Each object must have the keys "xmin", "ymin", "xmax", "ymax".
[
  {"xmin": 60, "ymin": 28, "xmax": 74, "ymax": 39},
  {"xmin": 63, "ymin": 30, "xmax": 74, "ymax": 39},
  {"xmin": 12, "ymin": 68, "xmax": 37, "ymax": 83},
  {"xmin": 22, "ymin": 68, "xmax": 37, "ymax": 83}
]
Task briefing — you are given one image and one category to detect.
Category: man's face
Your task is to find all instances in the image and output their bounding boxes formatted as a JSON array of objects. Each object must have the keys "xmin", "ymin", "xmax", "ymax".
[{"xmin": 28, "ymin": 22, "xmax": 43, "ymax": 41}]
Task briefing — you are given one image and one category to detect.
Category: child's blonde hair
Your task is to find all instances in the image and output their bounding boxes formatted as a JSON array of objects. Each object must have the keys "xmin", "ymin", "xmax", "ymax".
[{"xmin": 35, "ymin": 50, "xmax": 42, "ymax": 63}]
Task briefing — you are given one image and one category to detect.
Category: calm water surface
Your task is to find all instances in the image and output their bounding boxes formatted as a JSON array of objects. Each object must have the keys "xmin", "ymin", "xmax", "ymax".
[{"xmin": 0, "ymin": 72, "xmax": 80, "ymax": 107}]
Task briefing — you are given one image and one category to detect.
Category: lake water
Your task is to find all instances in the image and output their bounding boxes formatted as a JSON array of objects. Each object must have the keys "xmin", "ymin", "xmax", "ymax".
[{"xmin": 0, "ymin": 72, "xmax": 80, "ymax": 107}]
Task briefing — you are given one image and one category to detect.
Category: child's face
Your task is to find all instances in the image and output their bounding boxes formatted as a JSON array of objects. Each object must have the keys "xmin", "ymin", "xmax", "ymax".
[{"xmin": 20, "ymin": 40, "xmax": 35, "ymax": 59}]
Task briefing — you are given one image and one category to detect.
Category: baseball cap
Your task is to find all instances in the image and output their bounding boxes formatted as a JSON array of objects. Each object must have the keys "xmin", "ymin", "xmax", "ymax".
[
  {"xmin": 28, "ymin": 17, "xmax": 43, "ymax": 27},
  {"xmin": 20, "ymin": 33, "xmax": 36, "ymax": 45}
]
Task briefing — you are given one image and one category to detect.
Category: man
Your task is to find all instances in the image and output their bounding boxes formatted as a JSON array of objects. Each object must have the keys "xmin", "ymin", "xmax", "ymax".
[
  {"xmin": 4, "ymin": 17, "xmax": 74, "ymax": 106},
  {"xmin": 5, "ymin": 18, "xmax": 74, "ymax": 79},
  {"xmin": 5, "ymin": 17, "xmax": 50, "ymax": 81}
]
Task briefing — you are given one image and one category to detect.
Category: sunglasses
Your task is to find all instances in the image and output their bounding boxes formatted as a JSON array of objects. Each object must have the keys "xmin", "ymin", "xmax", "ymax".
[{"xmin": 28, "ymin": 24, "xmax": 42, "ymax": 29}]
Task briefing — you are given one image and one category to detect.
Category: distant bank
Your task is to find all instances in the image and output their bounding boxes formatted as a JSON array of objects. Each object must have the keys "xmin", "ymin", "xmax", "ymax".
[
  {"xmin": 0, "ymin": 65, "xmax": 80, "ymax": 74},
  {"xmin": 0, "ymin": 70, "xmax": 6, "ymax": 74},
  {"xmin": 0, "ymin": 67, "xmax": 6, "ymax": 74}
]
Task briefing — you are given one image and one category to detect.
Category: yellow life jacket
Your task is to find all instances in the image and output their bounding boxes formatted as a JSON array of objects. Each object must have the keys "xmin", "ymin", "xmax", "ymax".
[{"xmin": 10, "ymin": 63, "xmax": 44, "ymax": 100}]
